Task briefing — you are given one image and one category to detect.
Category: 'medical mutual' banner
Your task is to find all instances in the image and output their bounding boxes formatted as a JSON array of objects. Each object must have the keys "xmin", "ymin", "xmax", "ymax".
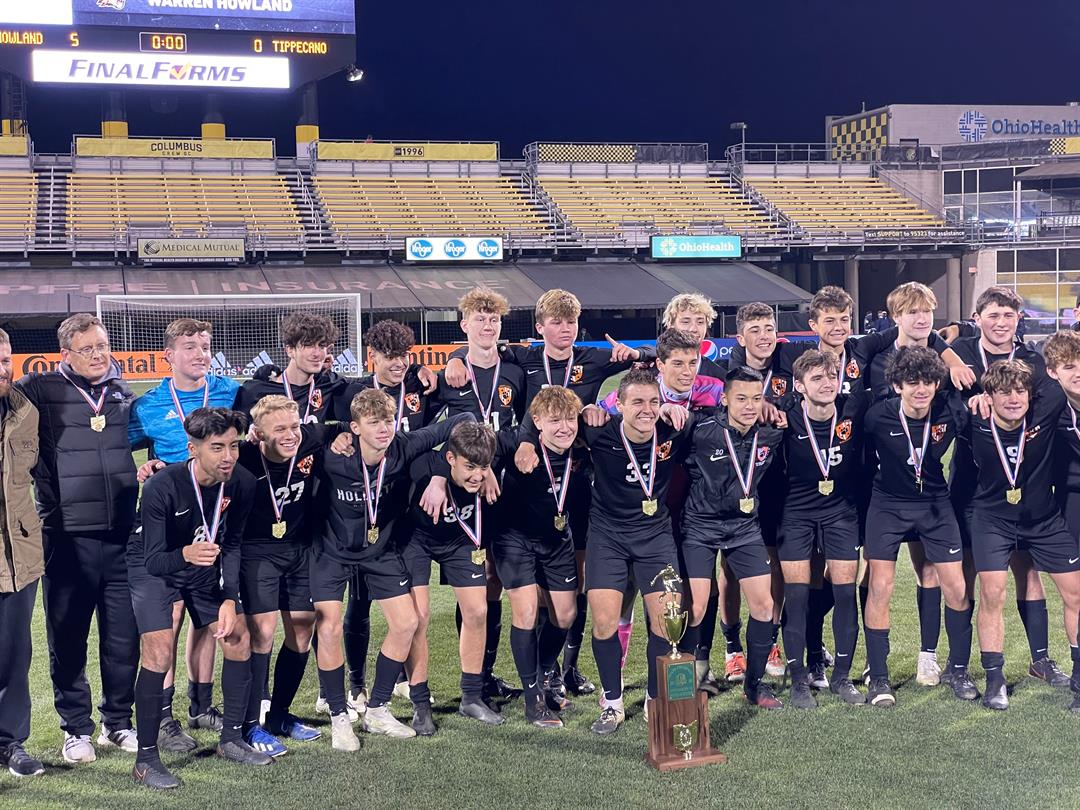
[
  {"xmin": 75, "ymin": 136, "xmax": 276, "ymax": 159},
  {"xmin": 137, "ymin": 238, "xmax": 246, "ymax": 264},
  {"xmin": 650, "ymin": 235, "xmax": 743, "ymax": 259},
  {"xmin": 315, "ymin": 141, "xmax": 499, "ymax": 161}
]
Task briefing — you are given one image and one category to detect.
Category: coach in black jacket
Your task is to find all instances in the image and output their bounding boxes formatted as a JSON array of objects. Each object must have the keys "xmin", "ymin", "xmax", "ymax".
[{"xmin": 16, "ymin": 313, "xmax": 140, "ymax": 764}]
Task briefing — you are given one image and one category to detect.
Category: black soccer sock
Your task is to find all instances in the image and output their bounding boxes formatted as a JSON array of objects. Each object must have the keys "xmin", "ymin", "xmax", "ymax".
[
  {"xmin": 721, "ymin": 620, "xmax": 744, "ymax": 655},
  {"xmin": 483, "ymin": 600, "xmax": 503, "ymax": 678},
  {"xmin": 410, "ymin": 680, "xmax": 432, "ymax": 709},
  {"xmin": 368, "ymin": 652, "xmax": 406, "ymax": 709},
  {"xmin": 510, "ymin": 625, "xmax": 540, "ymax": 701},
  {"xmin": 317, "ymin": 665, "xmax": 347, "ymax": 717},
  {"xmin": 864, "ymin": 627, "xmax": 890, "ymax": 681},
  {"xmin": 460, "ymin": 671, "xmax": 485, "ymax": 703},
  {"xmin": 538, "ymin": 618, "xmax": 568, "ymax": 675},
  {"xmin": 696, "ymin": 587, "xmax": 719, "ymax": 662},
  {"xmin": 916, "ymin": 586, "xmax": 942, "ymax": 653},
  {"xmin": 220, "ymin": 657, "xmax": 252, "ymax": 744},
  {"xmin": 944, "ymin": 605, "xmax": 974, "ymax": 671},
  {"xmin": 806, "ymin": 584, "xmax": 834, "ymax": 667},
  {"xmin": 981, "ymin": 651, "xmax": 1005, "ymax": 687},
  {"xmin": 770, "ymin": 622, "xmax": 781, "ymax": 645},
  {"xmin": 679, "ymin": 622, "xmax": 701, "ymax": 658},
  {"xmin": 1017, "ymin": 599, "xmax": 1050, "ymax": 662},
  {"xmin": 344, "ymin": 597, "xmax": 372, "ymax": 692},
  {"xmin": 562, "ymin": 594, "xmax": 588, "ymax": 672},
  {"xmin": 645, "ymin": 632, "xmax": 670, "ymax": 700},
  {"xmin": 268, "ymin": 645, "xmax": 308, "ymax": 722},
  {"xmin": 161, "ymin": 684, "xmax": 175, "ymax": 718},
  {"xmin": 830, "ymin": 583, "xmax": 858, "ymax": 678},
  {"xmin": 1070, "ymin": 645, "xmax": 1080, "ymax": 691},
  {"xmin": 135, "ymin": 667, "xmax": 166, "ymax": 765},
  {"xmin": 536, "ymin": 605, "xmax": 550, "ymax": 642},
  {"xmin": 244, "ymin": 651, "xmax": 270, "ymax": 731},
  {"xmin": 455, "ymin": 604, "xmax": 463, "ymax": 636},
  {"xmin": 592, "ymin": 633, "xmax": 624, "ymax": 703},
  {"xmin": 188, "ymin": 680, "xmax": 213, "ymax": 718},
  {"xmin": 781, "ymin": 583, "xmax": 810, "ymax": 679},
  {"xmin": 858, "ymin": 583, "xmax": 870, "ymax": 622},
  {"xmin": 744, "ymin": 618, "xmax": 774, "ymax": 690}
]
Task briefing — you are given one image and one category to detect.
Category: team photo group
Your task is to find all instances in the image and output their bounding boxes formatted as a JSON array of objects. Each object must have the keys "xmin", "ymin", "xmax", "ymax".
[{"xmin": 4, "ymin": 277, "xmax": 1080, "ymax": 789}]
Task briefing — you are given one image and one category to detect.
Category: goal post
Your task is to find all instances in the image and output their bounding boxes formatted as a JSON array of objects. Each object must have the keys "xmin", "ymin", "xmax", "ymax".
[{"xmin": 96, "ymin": 294, "xmax": 364, "ymax": 381}]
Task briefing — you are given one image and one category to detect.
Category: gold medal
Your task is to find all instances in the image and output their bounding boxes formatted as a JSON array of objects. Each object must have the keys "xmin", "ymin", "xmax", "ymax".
[
  {"xmin": 1006, "ymin": 487, "xmax": 1022, "ymax": 505},
  {"xmin": 554, "ymin": 514, "xmax": 567, "ymax": 531},
  {"xmin": 819, "ymin": 480, "xmax": 834, "ymax": 496},
  {"xmin": 642, "ymin": 498, "xmax": 658, "ymax": 516},
  {"xmin": 90, "ymin": 415, "xmax": 106, "ymax": 432},
  {"xmin": 471, "ymin": 548, "xmax": 487, "ymax": 565},
  {"xmin": 367, "ymin": 526, "xmax": 380, "ymax": 544},
  {"xmin": 739, "ymin": 497, "xmax": 755, "ymax": 514},
  {"xmin": 271, "ymin": 521, "xmax": 286, "ymax": 539}
]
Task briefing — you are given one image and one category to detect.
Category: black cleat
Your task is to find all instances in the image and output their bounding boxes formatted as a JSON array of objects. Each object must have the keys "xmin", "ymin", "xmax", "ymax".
[
  {"xmin": 458, "ymin": 698, "xmax": 505, "ymax": 726},
  {"xmin": 411, "ymin": 703, "xmax": 436, "ymax": 737},
  {"xmin": 744, "ymin": 682, "xmax": 783, "ymax": 710},
  {"xmin": 867, "ymin": 677, "xmax": 896, "ymax": 707},
  {"xmin": 829, "ymin": 676, "xmax": 866, "ymax": 705},
  {"xmin": 982, "ymin": 677, "xmax": 1008, "ymax": 711},
  {"xmin": 158, "ymin": 717, "xmax": 198, "ymax": 753},
  {"xmin": 1030, "ymin": 657, "xmax": 1071, "ymax": 688},
  {"xmin": 216, "ymin": 739, "xmax": 275, "ymax": 766},
  {"xmin": 1, "ymin": 744, "xmax": 44, "ymax": 778},
  {"xmin": 1069, "ymin": 692, "xmax": 1080, "ymax": 713},
  {"xmin": 948, "ymin": 668, "xmax": 980, "ymax": 701},
  {"xmin": 563, "ymin": 666, "xmax": 596, "ymax": 696},
  {"xmin": 789, "ymin": 676, "xmax": 817, "ymax": 709},
  {"xmin": 482, "ymin": 675, "xmax": 522, "ymax": 701},
  {"xmin": 525, "ymin": 695, "xmax": 563, "ymax": 729},
  {"xmin": 542, "ymin": 670, "xmax": 573, "ymax": 712},
  {"xmin": 807, "ymin": 662, "xmax": 830, "ymax": 690},
  {"xmin": 590, "ymin": 705, "xmax": 624, "ymax": 735},
  {"xmin": 132, "ymin": 760, "xmax": 180, "ymax": 790}
]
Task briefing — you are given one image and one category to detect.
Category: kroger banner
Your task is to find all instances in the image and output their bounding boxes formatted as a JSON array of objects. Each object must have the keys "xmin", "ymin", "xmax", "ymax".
[
  {"xmin": 650, "ymin": 235, "xmax": 742, "ymax": 260},
  {"xmin": 406, "ymin": 237, "xmax": 504, "ymax": 262}
]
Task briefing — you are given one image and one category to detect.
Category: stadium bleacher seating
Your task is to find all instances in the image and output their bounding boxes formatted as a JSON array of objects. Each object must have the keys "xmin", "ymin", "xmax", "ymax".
[
  {"xmin": 312, "ymin": 176, "xmax": 551, "ymax": 243},
  {"xmin": 535, "ymin": 176, "xmax": 780, "ymax": 238},
  {"xmin": 0, "ymin": 172, "xmax": 36, "ymax": 246},
  {"xmin": 745, "ymin": 177, "xmax": 941, "ymax": 233},
  {"xmin": 67, "ymin": 173, "xmax": 302, "ymax": 244}
]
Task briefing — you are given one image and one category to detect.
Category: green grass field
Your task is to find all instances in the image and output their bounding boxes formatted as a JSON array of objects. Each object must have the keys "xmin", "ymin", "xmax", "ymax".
[{"xmin": 7, "ymin": 380, "xmax": 1080, "ymax": 809}]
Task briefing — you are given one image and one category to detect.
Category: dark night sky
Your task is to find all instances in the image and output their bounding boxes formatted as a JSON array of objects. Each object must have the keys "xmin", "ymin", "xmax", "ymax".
[{"xmin": 24, "ymin": 1, "xmax": 1080, "ymax": 156}]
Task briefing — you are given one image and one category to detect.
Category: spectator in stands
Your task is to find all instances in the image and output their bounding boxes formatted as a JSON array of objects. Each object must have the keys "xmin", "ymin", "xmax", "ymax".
[
  {"xmin": 863, "ymin": 311, "xmax": 876, "ymax": 334},
  {"xmin": 875, "ymin": 310, "xmax": 894, "ymax": 333},
  {"xmin": 1016, "ymin": 312, "xmax": 1027, "ymax": 340}
]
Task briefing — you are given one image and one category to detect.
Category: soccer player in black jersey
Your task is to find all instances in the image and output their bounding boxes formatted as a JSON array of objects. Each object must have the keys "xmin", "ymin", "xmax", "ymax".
[
  {"xmin": 779, "ymin": 351, "xmax": 871, "ymax": 707},
  {"xmin": 312, "ymin": 390, "xmax": 466, "ymax": 746},
  {"xmin": 963, "ymin": 360, "xmax": 1080, "ymax": 710},
  {"xmin": 129, "ymin": 408, "xmax": 267, "ymax": 790},
  {"xmin": 580, "ymin": 368, "xmax": 693, "ymax": 735},
  {"xmin": 862, "ymin": 347, "xmax": 977, "ymax": 707},
  {"xmin": 947, "ymin": 287, "xmax": 1068, "ymax": 688},
  {"xmin": 680, "ymin": 366, "xmax": 785, "ymax": 709}
]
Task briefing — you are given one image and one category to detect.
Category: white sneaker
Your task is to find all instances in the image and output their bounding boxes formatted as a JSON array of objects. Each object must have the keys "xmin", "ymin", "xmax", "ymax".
[
  {"xmin": 392, "ymin": 681, "xmax": 411, "ymax": 701},
  {"xmin": 96, "ymin": 726, "xmax": 138, "ymax": 753},
  {"xmin": 347, "ymin": 689, "xmax": 368, "ymax": 717},
  {"xmin": 330, "ymin": 713, "xmax": 360, "ymax": 752},
  {"xmin": 62, "ymin": 733, "xmax": 97, "ymax": 763},
  {"xmin": 259, "ymin": 699, "xmax": 271, "ymax": 726},
  {"xmin": 362, "ymin": 705, "xmax": 416, "ymax": 738},
  {"xmin": 316, "ymin": 695, "xmax": 358, "ymax": 723},
  {"xmin": 916, "ymin": 651, "xmax": 942, "ymax": 686}
]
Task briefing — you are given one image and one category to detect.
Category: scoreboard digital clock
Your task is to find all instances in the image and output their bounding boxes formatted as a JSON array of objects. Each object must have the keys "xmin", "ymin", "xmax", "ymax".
[{"xmin": 0, "ymin": 1, "xmax": 355, "ymax": 89}]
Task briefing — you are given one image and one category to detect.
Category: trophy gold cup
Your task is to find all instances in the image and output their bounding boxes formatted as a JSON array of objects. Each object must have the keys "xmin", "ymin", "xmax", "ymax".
[{"xmin": 645, "ymin": 565, "xmax": 728, "ymax": 771}]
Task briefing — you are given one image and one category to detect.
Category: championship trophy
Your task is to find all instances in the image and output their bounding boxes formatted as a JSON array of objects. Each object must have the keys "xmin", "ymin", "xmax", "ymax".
[{"xmin": 645, "ymin": 564, "xmax": 727, "ymax": 771}]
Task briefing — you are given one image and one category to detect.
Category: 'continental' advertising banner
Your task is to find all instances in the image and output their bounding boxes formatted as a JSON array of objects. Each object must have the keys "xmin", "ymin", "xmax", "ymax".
[
  {"xmin": 138, "ymin": 238, "xmax": 246, "ymax": 264},
  {"xmin": 75, "ymin": 137, "xmax": 275, "ymax": 160},
  {"xmin": 0, "ymin": 135, "xmax": 28, "ymax": 156},
  {"xmin": 315, "ymin": 141, "xmax": 498, "ymax": 162}
]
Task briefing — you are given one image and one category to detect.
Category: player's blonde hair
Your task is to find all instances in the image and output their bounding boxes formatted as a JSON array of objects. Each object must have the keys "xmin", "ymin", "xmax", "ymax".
[
  {"xmin": 1043, "ymin": 330, "xmax": 1080, "ymax": 370},
  {"xmin": 663, "ymin": 293, "xmax": 717, "ymax": 329},
  {"xmin": 459, "ymin": 287, "xmax": 509, "ymax": 318},
  {"xmin": 535, "ymin": 289, "xmax": 581, "ymax": 324},
  {"xmin": 887, "ymin": 282, "xmax": 937, "ymax": 318},
  {"xmin": 349, "ymin": 388, "xmax": 396, "ymax": 423},
  {"xmin": 251, "ymin": 395, "xmax": 299, "ymax": 425},
  {"xmin": 529, "ymin": 385, "xmax": 583, "ymax": 422}
]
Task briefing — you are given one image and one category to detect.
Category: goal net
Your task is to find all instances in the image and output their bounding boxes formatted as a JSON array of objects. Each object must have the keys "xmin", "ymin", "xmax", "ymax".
[{"xmin": 96, "ymin": 294, "xmax": 363, "ymax": 380}]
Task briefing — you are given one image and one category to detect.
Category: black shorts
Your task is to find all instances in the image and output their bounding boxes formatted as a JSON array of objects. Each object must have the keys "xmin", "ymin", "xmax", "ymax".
[
  {"xmin": 128, "ymin": 561, "xmax": 238, "ymax": 636},
  {"xmin": 402, "ymin": 531, "xmax": 487, "ymax": 589},
  {"xmin": 240, "ymin": 545, "xmax": 313, "ymax": 615},
  {"xmin": 681, "ymin": 521, "xmax": 772, "ymax": 581},
  {"xmin": 1060, "ymin": 492, "xmax": 1080, "ymax": 540},
  {"xmin": 864, "ymin": 497, "xmax": 962, "ymax": 564},
  {"xmin": 494, "ymin": 529, "xmax": 579, "ymax": 592},
  {"xmin": 584, "ymin": 527, "xmax": 679, "ymax": 595},
  {"xmin": 970, "ymin": 511, "xmax": 1080, "ymax": 574},
  {"xmin": 778, "ymin": 510, "xmax": 860, "ymax": 562},
  {"xmin": 309, "ymin": 546, "xmax": 411, "ymax": 603}
]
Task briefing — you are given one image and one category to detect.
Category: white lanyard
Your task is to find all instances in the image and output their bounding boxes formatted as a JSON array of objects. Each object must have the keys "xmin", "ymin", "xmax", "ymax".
[
  {"xmin": 188, "ymin": 461, "xmax": 224, "ymax": 544},
  {"xmin": 167, "ymin": 378, "xmax": 209, "ymax": 422}
]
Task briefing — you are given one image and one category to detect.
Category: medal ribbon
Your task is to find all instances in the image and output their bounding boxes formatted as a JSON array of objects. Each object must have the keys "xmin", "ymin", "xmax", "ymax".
[
  {"xmin": 360, "ymin": 454, "xmax": 388, "ymax": 530},
  {"xmin": 259, "ymin": 451, "xmax": 297, "ymax": 525},
  {"xmin": 990, "ymin": 416, "xmax": 1026, "ymax": 490},
  {"xmin": 540, "ymin": 442, "xmax": 573, "ymax": 517},
  {"xmin": 897, "ymin": 402, "xmax": 931, "ymax": 485},
  {"xmin": 722, "ymin": 427, "xmax": 758, "ymax": 501},
  {"xmin": 448, "ymin": 490, "xmax": 482, "ymax": 549},
  {"xmin": 374, "ymin": 376, "xmax": 406, "ymax": 432},
  {"xmin": 188, "ymin": 461, "xmax": 225, "ymax": 544},
  {"xmin": 1070, "ymin": 405, "xmax": 1080, "ymax": 444},
  {"xmin": 466, "ymin": 356, "xmax": 501, "ymax": 422},
  {"xmin": 542, "ymin": 350, "xmax": 574, "ymax": 388},
  {"xmin": 761, "ymin": 369, "xmax": 773, "ymax": 396},
  {"xmin": 167, "ymin": 378, "xmax": 210, "ymax": 423},
  {"xmin": 801, "ymin": 403, "xmax": 837, "ymax": 481},
  {"xmin": 282, "ymin": 374, "xmax": 316, "ymax": 422},
  {"xmin": 59, "ymin": 367, "xmax": 107, "ymax": 417},
  {"xmin": 618, "ymin": 422, "xmax": 657, "ymax": 500}
]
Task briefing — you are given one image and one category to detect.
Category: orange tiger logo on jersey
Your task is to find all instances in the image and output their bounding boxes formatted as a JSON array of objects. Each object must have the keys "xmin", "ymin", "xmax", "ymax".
[
  {"xmin": 296, "ymin": 455, "xmax": 314, "ymax": 475},
  {"xmin": 836, "ymin": 419, "xmax": 853, "ymax": 442},
  {"xmin": 845, "ymin": 359, "xmax": 861, "ymax": 379},
  {"xmin": 220, "ymin": 497, "xmax": 231, "ymax": 514},
  {"xmin": 498, "ymin": 385, "xmax": 513, "ymax": 407},
  {"xmin": 570, "ymin": 365, "xmax": 585, "ymax": 384},
  {"xmin": 756, "ymin": 446, "xmax": 771, "ymax": 464},
  {"xmin": 931, "ymin": 424, "xmax": 948, "ymax": 443},
  {"xmin": 405, "ymin": 393, "xmax": 421, "ymax": 413},
  {"xmin": 656, "ymin": 440, "xmax": 673, "ymax": 461},
  {"xmin": 771, "ymin": 377, "xmax": 788, "ymax": 398},
  {"xmin": 311, "ymin": 389, "xmax": 324, "ymax": 411}
]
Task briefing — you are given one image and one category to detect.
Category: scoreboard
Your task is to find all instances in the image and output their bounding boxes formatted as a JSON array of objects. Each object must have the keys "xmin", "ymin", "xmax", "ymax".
[{"xmin": 0, "ymin": 1, "xmax": 356, "ymax": 90}]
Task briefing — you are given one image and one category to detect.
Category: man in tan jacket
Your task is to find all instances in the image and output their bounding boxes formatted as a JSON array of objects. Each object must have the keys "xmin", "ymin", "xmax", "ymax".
[{"xmin": 0, "ymin": 327, "xmax": 44, "ymax": 777}]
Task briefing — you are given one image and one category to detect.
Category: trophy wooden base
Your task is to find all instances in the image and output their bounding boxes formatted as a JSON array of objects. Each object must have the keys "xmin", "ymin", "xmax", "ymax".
[{"xmin": 645, "ymin": 652, "xmax": 727, "ymax": 771}]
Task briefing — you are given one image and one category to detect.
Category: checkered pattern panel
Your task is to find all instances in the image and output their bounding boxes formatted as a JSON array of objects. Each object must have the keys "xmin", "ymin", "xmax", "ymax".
[
  {"xmin": 536, "ymin": 143, "xmax": 638, "ymax": 163},
  {"xmin": 830, "ymin": 112, "xmax": 888, "ymax": 161}
]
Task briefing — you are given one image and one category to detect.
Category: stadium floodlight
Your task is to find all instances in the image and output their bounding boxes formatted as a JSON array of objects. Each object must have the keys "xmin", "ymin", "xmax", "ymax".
[
  {"xmin": 730, "ymin": 122, "xmax": 748, "ymax": 155},
  {"xmin": 345, "ymin": 65, "xmax": 365, "ymax": 83}
]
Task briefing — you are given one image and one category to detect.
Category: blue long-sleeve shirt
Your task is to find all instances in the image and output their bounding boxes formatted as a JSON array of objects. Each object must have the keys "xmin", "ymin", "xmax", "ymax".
[{"xmin": 129, "ymin": 376, "xmax": 241, "ymax": 462}]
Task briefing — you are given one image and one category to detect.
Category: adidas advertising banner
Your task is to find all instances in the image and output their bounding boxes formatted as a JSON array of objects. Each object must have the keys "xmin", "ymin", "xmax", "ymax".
[
  {"xmin": 650, "ymin": 235, "xmax": 742, "ymax": 260},
  {"xmin": 405, "ymin": 237, "xmax": 504, "ymax": 262},
  {"xmin": 137, "ymin": 238, "xmax": 247, "ymax": 263}
]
